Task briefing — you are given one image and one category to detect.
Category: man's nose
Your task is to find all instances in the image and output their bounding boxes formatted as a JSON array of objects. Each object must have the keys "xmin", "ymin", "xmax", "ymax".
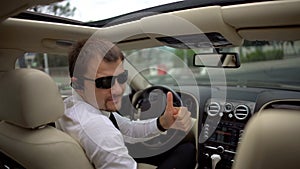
[{"xmin": 111, "ymin": 79, "xmax": 123, "ymax": 93}]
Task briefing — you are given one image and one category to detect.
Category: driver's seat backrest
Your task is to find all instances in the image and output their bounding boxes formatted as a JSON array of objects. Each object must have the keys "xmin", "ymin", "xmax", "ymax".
[
  {"xmin": 232, "ymin": 108, "xmax": 300, "ymax": 169},
  {"xmin": 0, "ymin": 69, "xmax": 94, "ymax": 169}
]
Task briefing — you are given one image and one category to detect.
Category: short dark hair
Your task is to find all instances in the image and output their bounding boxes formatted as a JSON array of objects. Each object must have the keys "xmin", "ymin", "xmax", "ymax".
[{"xmin": 68, "ymin": 38, "xmax": 125, "ymax": 78}]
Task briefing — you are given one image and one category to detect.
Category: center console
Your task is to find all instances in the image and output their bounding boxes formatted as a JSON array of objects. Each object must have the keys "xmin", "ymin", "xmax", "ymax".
[{"xmin": 198, "ymin": 99, "xmax": 255, "ymax": 169}]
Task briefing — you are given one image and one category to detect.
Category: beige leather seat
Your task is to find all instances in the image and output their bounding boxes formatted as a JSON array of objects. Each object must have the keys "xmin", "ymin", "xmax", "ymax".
[
  {"xmin": 232, "ymin": 108, "xmax": 300, "ymax": 169},
  {"xmin": 0, "ymin": 69, "xmax": 94, "ymax": 169}
]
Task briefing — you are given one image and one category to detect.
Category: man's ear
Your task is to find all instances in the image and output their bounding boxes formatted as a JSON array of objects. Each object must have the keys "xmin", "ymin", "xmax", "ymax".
[
  {"xmin": 71, "ymin": 77, "xmax": 84, "ymax": 90},
  {"xmin": 71, "ymin": 77, "xmax": 86, "ymax": 100}
]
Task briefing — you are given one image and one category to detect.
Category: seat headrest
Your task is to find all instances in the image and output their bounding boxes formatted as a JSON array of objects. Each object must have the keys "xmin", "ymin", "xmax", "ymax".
[
  {"xmin": 233, "ymin": 108, "xmax": 300, "ymax": 169},
  {"xmin": 0, "ymin": 69, "xmax": 64, "ymax": 128}
]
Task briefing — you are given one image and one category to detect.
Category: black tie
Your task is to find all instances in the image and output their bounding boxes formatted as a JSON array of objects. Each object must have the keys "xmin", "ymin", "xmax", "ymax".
[{"xmin": 109, "ymin": 112, "xmax": 120, "ymax": 130}]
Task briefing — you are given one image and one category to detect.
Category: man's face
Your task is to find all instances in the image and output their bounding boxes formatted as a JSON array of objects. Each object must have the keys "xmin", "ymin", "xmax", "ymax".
[{"xmin": 82, "ymin": 58, "xmax": 126, "ymax": 111}]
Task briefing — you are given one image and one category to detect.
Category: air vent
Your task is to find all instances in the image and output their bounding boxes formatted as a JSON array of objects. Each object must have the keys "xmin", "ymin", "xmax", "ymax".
[
  {"xmin": 207, "ymin": 102, "xmax": 221, "ymax": 116},
  {"xmin": 234, "ymin": 105, "xmax": 249, "ymax": 120}
]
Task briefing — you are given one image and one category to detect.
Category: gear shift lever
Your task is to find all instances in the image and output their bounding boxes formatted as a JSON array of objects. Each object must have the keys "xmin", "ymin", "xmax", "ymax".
[{"xmin": 211, "ymin": 154, "xmax": 221, "ymax": 169}]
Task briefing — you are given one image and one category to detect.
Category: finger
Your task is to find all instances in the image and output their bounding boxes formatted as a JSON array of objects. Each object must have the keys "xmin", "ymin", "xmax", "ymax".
[
  {"xmin": 172, "ymin": 108, "xmax": 191, "ymax": 129},
  {"xmin": 175, "ymin": 111, "xmax": 191, "ymax": 127},
  {"xmin": 172, "ymin": 118, "xmax": 192, "ymax": 132},
  {"xmin": 184, "ymin": 121, "xmax": 193, "ymax": 132},
  {"xmin": 179, "ymin": 117, "xmax": 193, "ymax": 132},
  {"xmin": 182, "ymin": 115, "xmax": 192, "ymax": 128},
  {"xmin": 173, "ymin": 107, "xmax": 188, "ymax": 119}
]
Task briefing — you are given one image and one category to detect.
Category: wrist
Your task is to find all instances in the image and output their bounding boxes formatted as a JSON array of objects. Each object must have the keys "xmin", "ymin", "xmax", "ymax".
[{"xmin": 156, "ymin": 116, "xmax": 167, "ymax": 132}]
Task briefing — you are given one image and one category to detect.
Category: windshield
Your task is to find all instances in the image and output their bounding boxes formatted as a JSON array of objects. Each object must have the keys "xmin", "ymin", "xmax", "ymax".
[{"xmin": 125, "ymin": 40, "xmax": 300, "ymax": 91}]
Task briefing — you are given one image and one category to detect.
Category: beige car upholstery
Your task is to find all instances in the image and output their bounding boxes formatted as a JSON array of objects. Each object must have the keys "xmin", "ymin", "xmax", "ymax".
[
  {"xmin": 232, "ymin": 108, "xmax": 300, "ymax": 169},
  {"xmin": 0, "ymin": 69, "xmax": 94, "ymax": 169}
]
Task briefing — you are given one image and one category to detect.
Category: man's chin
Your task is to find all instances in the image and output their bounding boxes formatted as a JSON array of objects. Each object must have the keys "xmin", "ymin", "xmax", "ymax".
[{"xmin": 105, "ymin": 102, "xmax": 121, "ymax": 112}]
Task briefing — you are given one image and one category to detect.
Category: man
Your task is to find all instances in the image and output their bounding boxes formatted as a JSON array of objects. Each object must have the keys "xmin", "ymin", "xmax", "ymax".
[{"xmin": 57, "ymin": 38, "xmax": 196, "ymax": 168}]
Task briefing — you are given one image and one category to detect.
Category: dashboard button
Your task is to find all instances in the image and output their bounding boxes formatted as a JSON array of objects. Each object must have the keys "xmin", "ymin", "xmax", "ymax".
[{"xmin": 217, "ymin": 146, "xmax": 225, "ymax": 153}]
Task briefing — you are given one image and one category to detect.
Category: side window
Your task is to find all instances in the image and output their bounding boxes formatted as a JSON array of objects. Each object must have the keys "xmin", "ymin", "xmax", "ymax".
[
  {"xmin": 15, "ymin": 53, "xmax": 71, "ymax": 96},
  {"xmin": 15, "ymin": 53, "xmax": 132, "ymax": 97}
]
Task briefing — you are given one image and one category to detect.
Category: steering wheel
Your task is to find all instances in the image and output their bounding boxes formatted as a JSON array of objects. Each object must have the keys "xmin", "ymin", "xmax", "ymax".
[
  {"xmin": 133, "ymin": 85, "xmax": 182, "ymax": 112},
  {"xmin": 126, "ymin": 85, "xmax": 187, "ymax": 158}
]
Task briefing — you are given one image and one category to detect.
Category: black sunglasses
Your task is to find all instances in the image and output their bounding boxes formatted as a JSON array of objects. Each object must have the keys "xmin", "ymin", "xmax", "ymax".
[{"xmin": 83, "ymin": 70, "xmax": 128, "ymax": 89}]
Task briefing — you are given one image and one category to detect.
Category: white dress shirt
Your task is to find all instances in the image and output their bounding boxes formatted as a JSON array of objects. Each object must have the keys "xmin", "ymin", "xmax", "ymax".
[{"xmin": 57, "ymin": 91, "xmax": 162, "ymax": 169}]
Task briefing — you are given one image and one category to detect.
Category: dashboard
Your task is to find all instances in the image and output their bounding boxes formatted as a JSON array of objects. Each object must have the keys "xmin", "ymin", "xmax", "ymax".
[
  {"xmin": 199, "ymin": 98, "xmax": 255, "ymax": 169},
  {"xmin": 172, "ymin": 85, "xmax": 300, "ymax": 169},
  {"xmin": 120, "ymin": 84, "xmax": 300, "ymax": 169}
]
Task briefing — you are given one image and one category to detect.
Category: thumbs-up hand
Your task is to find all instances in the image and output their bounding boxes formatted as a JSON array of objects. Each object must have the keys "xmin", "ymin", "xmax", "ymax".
[{"xmin": 158, "ymin": 92, "xmax": 192, "ymax": 132}]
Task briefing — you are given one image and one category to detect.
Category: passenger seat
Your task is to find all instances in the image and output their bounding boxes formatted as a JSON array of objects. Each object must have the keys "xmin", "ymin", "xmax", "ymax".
[
  {"xmin": 0, "ymin": 69, "xmax": 94, "ymax": 169},
  {"xmin": 232, "ymin": 108, "xmax": 300, "ymax": 169}
]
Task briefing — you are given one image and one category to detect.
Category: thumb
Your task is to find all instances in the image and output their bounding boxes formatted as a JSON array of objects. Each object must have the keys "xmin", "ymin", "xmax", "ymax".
[{"xmin": 165, "ymin": 92, "xmax": 174, "ymax": 113}]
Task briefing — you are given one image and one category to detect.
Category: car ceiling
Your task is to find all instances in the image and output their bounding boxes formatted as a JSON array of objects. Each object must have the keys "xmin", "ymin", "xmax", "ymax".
[{"xmin": 0, "ymin": 0, "xmax": 300, "ymax": 71}]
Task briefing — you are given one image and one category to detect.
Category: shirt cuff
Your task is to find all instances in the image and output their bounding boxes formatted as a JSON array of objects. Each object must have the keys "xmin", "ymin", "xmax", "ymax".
[{"xmin": 156, "ymin": 117, "xmax": 167, "ymax": 132}]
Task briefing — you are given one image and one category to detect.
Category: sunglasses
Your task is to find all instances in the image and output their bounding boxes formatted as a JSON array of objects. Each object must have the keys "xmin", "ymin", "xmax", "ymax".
[{"xmin": 83, "ymin": 70, "xmax": 128, "ymax": 89}]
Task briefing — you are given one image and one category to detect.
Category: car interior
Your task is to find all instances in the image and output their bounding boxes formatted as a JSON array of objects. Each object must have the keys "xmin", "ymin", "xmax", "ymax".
[{"xmin": 0, "ymin": 0, "xmax": 300, "ymax": 169}]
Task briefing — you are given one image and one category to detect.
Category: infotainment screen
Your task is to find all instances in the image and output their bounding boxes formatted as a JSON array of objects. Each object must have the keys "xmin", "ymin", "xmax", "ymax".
[{"xmin": 209, "ymin": 124, "xmax": 240, "ymax": 147}]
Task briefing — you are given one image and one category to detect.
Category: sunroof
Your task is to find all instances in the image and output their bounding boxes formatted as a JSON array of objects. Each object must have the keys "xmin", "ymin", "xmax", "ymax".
[
  {"xmin": 28, "ymin": 0, "xmax": 182, "ymax": 22},
  {"xmin": 24, "ymin": 0, "xmax": 264, "ymax": 27}
]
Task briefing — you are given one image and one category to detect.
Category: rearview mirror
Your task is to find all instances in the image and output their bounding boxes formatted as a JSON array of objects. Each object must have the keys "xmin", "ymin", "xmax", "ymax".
[{"xmin": 193, "ymin": 53, "xmax": 240, "ymax": 68}]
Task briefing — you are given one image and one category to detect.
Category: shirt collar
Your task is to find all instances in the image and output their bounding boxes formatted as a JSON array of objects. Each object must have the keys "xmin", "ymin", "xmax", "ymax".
[{"xmin": 70, "ymin": 89, "xmax": 112, "ymax": 117}]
